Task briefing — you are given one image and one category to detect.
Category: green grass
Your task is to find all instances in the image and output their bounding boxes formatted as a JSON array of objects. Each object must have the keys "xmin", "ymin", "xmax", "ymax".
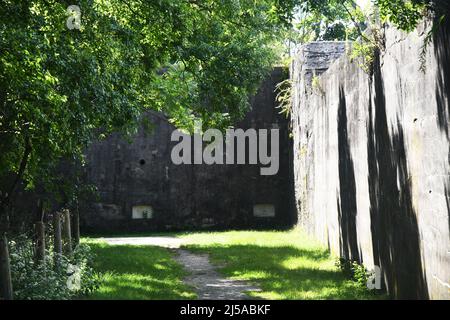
[
  {"xmin": 84, "ymin": 241, "xmax": 196, "ymax": 300},
  {"xmin": 179, "ymin": 229, "xmax": 386, "ymax": 300},
  {"xmin": 84, "ymin": 229, "xmax": 386, "ymax": 300}
]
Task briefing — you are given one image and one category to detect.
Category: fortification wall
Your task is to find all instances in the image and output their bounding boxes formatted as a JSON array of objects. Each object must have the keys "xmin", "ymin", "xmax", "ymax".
[
  {"xmin": 291, "ymin": 21, "xmax": 450, "ymax": 299},
  {"xmin": 81, "ymin": 68, "xmax": 296, "ymax": 233}
]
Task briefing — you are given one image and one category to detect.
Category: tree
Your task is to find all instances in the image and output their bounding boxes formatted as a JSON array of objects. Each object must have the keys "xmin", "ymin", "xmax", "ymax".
[
  {"xmin": 290, "ymin": 0, "xmax": 364, "ymax": 44},
  {"xmin": 375, "ymin": 0, "xmax": 428, "ymax": 32},
  {"xmin": 0, "ymin": 0, "xmax": 305, "ymax": 230},
  {"xmin": 0, "ymin": 0, "xmax": 442, "ymax": 231}
]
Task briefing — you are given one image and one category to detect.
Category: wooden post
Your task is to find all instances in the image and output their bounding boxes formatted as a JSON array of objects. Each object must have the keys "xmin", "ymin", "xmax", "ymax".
[
  {"xmin": 53, "ymin": 212, "xmax": 62, "ymax": 266},
  {"xmin": 73, "ymin": 207, "xmax": 80, "ymax": 247},
  {"xmin": 62, "ymin": 210, "xmax": 72, "ymax": 256},
  {"xmin": 0, "ymin": 234, "xmax": 13, "ymax": 300},
  {"xmin": 34, "ymin": 222, "xmax": 45, "ymax": 263},
  {"xmin": 53, "ymin": 212, "xmax": 62, "ymax": 254}
]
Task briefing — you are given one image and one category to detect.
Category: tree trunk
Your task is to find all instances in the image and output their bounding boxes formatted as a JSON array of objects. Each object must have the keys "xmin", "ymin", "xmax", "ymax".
[
  {"xmin": 53, "ymin": 212, "xmax": 62, "ymax": 266},
  {"xmin": 34, "ymin": 222, "xmax": 45, "ymax": 264},
  {"xmin": 62, "ymin": 210, "xmax": 72, "ymax": 256},
  {"xmin": 0, "ymin": 204, "xmax": 9, "ymax": 235},
  {"xmin": 0, "ymin": 136, "xmax": 32, "ymax": 235},
  {"xmin": 0, "ymin": 234, "xmax": 13, "ymax": 300}
]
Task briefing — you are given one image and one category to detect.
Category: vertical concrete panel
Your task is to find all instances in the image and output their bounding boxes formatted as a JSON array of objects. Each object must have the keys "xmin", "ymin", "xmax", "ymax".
[{"xmin": 291, "ymin": 22, "xmax": 450, "ymax": 299}]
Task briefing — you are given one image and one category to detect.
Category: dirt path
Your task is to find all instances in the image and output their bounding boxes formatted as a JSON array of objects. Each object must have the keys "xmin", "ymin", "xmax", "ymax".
[
  {"xmin": 100, "ymin": 236, "xmax": 261, "ymax": 300},
  {"xmin": 100, "ymin": 236, "xmax": 185, "ymax": 248},
  {"xmin": 174, "ymin": 249, "xmax": 261, "ymax": 300}
]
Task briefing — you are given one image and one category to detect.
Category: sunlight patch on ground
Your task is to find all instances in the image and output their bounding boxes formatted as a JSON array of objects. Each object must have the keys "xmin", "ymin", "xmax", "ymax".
[
  {"xmin": 181, "ymin": 228, "xmax": 385, "ymax": 300},
  {"xmin": 85, "ymin": 243, "xmax": 196, "ymax": 300},
  {"xmin": 84, "ymin": 228, "xmax": 386, "ymax": 300}
]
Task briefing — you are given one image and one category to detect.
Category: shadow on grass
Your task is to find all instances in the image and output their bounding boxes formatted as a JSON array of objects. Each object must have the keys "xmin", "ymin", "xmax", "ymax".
[
  {"xmin": 185, "ymin": 244, "xmax": 385, "ymax": 300},
  {"xmin": 87, "ymin": 243, "xmax": 196, "ymax": 300}
]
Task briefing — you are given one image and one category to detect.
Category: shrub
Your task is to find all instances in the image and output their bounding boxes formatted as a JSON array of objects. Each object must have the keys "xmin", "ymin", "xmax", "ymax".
[
  {"xmin": 351, "ymin": 261, "xmax": 370, "ymax": 288},
  {"xmin": 335, "ymin": 258, "xmax": 369, "ymax": 288},
  {"xmin": 9, "ymin": 235, "xmax": 100, "ymax": 300}
]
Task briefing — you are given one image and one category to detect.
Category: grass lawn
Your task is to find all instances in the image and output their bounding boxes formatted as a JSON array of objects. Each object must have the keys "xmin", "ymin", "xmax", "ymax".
[
  {"xmin": 84, "ymin": 228, "xmax": 385, "ymax": 300},
  {"xmin": 84, "ymin": 242, "xmax": 196, "ymax": 300},
  {"xmin": 178, "ymin": 229, "xmax": 385, "ymax": 300}
]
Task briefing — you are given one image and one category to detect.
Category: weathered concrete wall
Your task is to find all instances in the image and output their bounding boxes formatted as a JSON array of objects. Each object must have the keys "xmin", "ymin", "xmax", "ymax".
[
  {"xmin": 81, "ymin": 68, "xmax": 296, "ymax": 232},
  {"xmin": 291, "ymin": 21, "xmax": 450, "ymax": 299}
]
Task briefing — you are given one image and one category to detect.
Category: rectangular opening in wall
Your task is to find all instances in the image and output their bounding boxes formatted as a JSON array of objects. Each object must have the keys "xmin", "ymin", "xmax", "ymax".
[
  {"xmin": 253, "ymin": 204, "xmax": 275, "ymax": 218},
  {"xmin": 132, "ymin": 205, "xmax": 153, "ymax": 219}
]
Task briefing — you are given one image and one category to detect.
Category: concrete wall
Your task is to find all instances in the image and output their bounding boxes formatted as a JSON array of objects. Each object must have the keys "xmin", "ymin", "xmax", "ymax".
[
  {"xmin": 291, "ymin": 21, "xmax": 450, "ymax": 299},
  {"xmin": 81, "ymin": 68, "xmax": 296, "ymax": 232}
]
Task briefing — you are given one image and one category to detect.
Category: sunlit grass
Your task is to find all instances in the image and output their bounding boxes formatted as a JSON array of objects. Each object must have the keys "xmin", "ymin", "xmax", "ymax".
[
  {"xmin": 84, "ymin": 241, "xmax": 196, "ymax": 300},
  {"xmin": 84, "ymin": 228, "xmax": 386, "ymax": 300},
  {"xmin": 179, "ymin": 228, "xmax": 386, "ymax": 300}
]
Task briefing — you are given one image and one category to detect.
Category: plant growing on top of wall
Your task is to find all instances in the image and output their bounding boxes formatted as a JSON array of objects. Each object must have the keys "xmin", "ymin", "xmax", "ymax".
[
  {"xmin": 376, "ymin": 0, "xmax": 429, "ymax": 32},
  {"xmin": 311, "ymin": 74, "xmax": 325, "ymax": 96},
  {"xmin": 303, "ymin": 0, "xmax": 446, "ymax": 75},
  {"xmin": 347, "ymin": 0, "xmax": 448, "ymax": 74},
  {"xmin": 275, "ymin": 78, "xmax": 294, "ymax": 118},
  {"xmin": 340, "ymin": 2, "xmax": 384, "ymax": 75},
  {"xmin": 376, "ymin": 0, "xmax": 449, "ymax": 73},
  {"xmin": 419, "ymin": 14, "xmax": 446, "ymax": 73},
  {"xmin": 347, "ymin": 28, "xmax": 384, "ymax": 75}
]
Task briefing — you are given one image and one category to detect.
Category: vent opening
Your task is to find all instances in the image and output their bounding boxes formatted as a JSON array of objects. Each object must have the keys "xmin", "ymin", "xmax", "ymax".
[{"xmin": 132, "ymin": 205, "xmax": 153, "ymax": 219}]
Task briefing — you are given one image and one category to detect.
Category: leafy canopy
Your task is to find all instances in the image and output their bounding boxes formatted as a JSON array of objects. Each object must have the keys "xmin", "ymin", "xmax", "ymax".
[
  {"xmin": 0, "ymin": 0, "xmax": 440, "ymax": 210},
  {"xmin": 0, "ymin": 0, "xmax": 301, "ymax": 206}
]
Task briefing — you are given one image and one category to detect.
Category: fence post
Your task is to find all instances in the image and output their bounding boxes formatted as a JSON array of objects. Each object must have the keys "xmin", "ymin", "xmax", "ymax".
[
  {"xmin": 53, "ymin": 212, "xmax": 62, "ymax": 266},
  {"xmin": 34, "ymin": 222, "xmax": 45, "ymax": 264},
  {"xmin": 0, "ymin": 234, "xmax": 13, "ymax": 300},
  {"xmin": 73, "ymin": 207, "xmax": 80, "ymax": 247},
  {"xmin": 62, "ymin": 209, "xmax": 72, "ymax": 256}
]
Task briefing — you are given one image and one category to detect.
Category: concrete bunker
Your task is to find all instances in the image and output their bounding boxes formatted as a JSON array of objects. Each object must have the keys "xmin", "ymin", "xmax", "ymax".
[{"xmin": 80, "ymin": 68, "xmax": 296, "ymax": 233}]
